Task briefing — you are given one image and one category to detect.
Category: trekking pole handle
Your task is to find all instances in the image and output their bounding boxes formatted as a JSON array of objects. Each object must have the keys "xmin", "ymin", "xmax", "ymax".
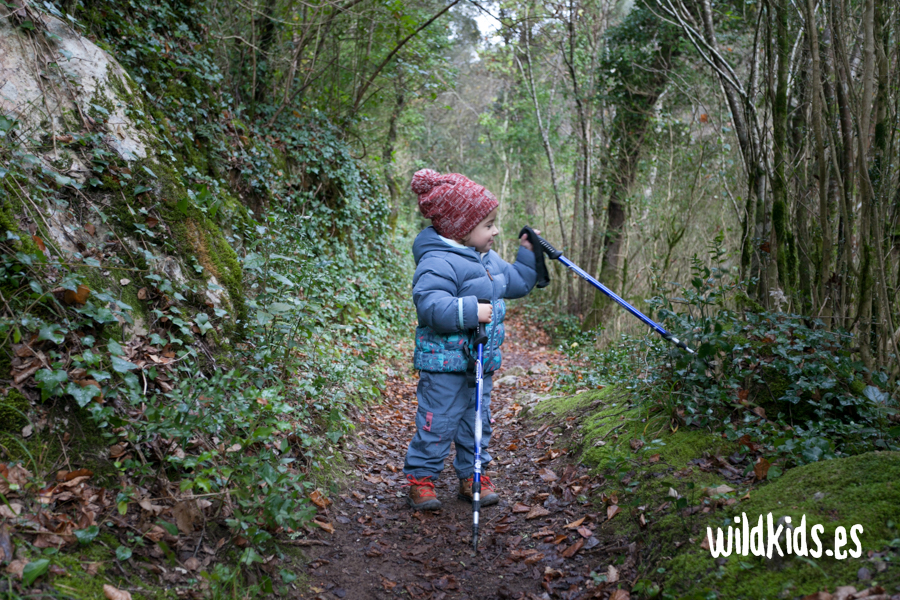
[
  {"xmin": 532, "ymin": 231, "xmax": 563, "ymax": 259},
  {"xmin": 474, "ymin": 299, "xmax": 491, "ymax": 346}
]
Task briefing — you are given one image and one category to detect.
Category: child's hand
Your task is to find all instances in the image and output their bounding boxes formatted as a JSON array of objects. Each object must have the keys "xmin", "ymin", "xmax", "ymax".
[
  {"xmin": 520, "ymin": 229, "xmax": 541, "ymax": 251},
  {"xmin": 477, "ymin": 303, "xmax": 493, "ymax": 323}
]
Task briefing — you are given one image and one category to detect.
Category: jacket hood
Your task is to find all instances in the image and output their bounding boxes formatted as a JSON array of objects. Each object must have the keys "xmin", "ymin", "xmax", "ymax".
[{"xmin": 412, "ymin": 226, "xmax": 481, "ymax": 265}]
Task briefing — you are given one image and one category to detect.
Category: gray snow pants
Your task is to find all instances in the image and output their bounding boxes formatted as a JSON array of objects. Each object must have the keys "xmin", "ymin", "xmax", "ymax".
[{"xmin": 403, "ymin": 370, "xmax": 493, "ymax": 480}]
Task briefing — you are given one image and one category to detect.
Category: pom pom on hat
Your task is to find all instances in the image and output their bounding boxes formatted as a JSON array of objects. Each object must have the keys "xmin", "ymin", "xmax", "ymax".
[
  {"xmin": 410, "ymin": 168, "xmax": 444, "ymax": 195},
  {"xmin": 411, "ymin": 169, "xmax": 498, "ymax": 241}
]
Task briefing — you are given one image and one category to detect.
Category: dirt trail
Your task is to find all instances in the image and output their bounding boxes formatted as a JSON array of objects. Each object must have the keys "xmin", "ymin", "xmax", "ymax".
[{"xmin": 295, "ymin": 312, "xmax": 636, "ymax": 600}]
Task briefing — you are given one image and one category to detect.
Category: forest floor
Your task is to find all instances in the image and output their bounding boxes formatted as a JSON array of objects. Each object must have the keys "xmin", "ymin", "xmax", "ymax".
[{"xmin": 292, "ymin": 311, "xmax": 636, "ymax": 600}]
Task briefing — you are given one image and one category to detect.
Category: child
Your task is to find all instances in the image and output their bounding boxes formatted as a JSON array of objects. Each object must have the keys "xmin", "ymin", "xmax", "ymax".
[{"xmin": 403, "ymin": 168, "xmax": 538, "ymax": 510}]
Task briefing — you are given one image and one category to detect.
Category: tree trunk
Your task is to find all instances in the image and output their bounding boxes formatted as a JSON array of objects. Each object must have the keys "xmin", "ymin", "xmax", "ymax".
[
  {"xmin": 771, "ymin": 0, "xmax": 791, "ymax": 294},
  {"xmin": 383, "ymin": 80, "xmax": 404, "ymax": 232},
  {"xmin": 583, "ymin": 9, "xmax": 677, "ymax": 330}
]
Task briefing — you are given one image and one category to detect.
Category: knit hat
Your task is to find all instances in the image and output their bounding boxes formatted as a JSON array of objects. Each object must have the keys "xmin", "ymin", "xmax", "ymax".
[{"xmin": 411, "ymin": 169, "xmax": 499, "ymax": 241}]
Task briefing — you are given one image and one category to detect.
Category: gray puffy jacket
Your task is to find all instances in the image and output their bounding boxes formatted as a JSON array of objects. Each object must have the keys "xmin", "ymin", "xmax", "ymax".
[{"xmin": 412, "ymin": 226, "xmax": 537, "ymax": 373}]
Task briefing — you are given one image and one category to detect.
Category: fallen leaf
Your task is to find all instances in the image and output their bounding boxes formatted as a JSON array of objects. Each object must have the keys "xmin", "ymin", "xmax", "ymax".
[
  {"xmin": 701, "ymin": 535, "xmax": 710, "ymax": 550},
  {"xmin": 34, "ymin": 533, "xmax": 70, "ymax": 548},
  {"xmin": 146, "ymin": 217, "xmax": 159, "ymax": 228},
  {"xmin": 752, "ymin": 406, "xmax": 767, "ymax": 420},
  {"xmin": 13, "ymin": 362, "xmax": 40, "ymax": 385},
  {"xmin": 143, "ymin": 526, "xmax": 166, "ymax": 542},
  {"xmin": 103, "ymin": 584, "xmax": 133, "ymax": 600},
  {"xmin": 512, "ymin": 503, "xmax": 531, "ymax": 513},
  {"xmin": 564, "ymin": 517, "xmax": 585, "ymax": 529},
  {"xmin": 524, "ymin": 552, "xmax": 544, "ymax": 565},
  {"xmin": 639, "ymin": 514, "xmax": 647, "ymax": 528},
  {"xmin": 609, "ymin": 590, "xmax": 630, "ymax": 600},
  {"xmin": 381, "ymin": 577, "xmax": 397, "ymax": 590},
  {"xmin": 313, "ymin": 520, "xmax": 335, "ymax": 534},
  {"xmin": 754, "ymin": 457, "xmax": 771, "ymax": 480},
  {"xmin": 119, "ymin": 278, "xmax": 131, "ymax": 286},
  {"xmin": 606, "ymin": 505, "xmax": 621, "ymax": 521},
  {"xmin": 0, "ymin": 503, "xmax": 22, "ymax": 519},
  {"xmin": 630, "ymin": 438, "xmax": 644, "ymax": 451},
  {"xmin": 561, "ymin": 537, "xmax": 584, "ymax": 558},
  {"xmin": 525, "ymin": 506, "xmax": 550, "ymax": 520},
  {"xmin": 173, "ymin": 500, "xmax": 199, "ymax": 534},
  {"xmin": 84, "ymin": 222, "xmax": 96, "ymax": 236},
  {"xmin": 59, "ymin": 476, "xmax": 90, "ymax": 488},
  {"xmin": 63, "ymin": 468, "xmax": 93, "ymax": 481},
  {"xmin": 577, "ymin": 526, "xmax": 593, "ymax": 538},
  {"xmin": 109, "ymin": 443, "xmax": 127, "ymax": 459},
  {"xmin": 64, "ymin": 284, "xmax": 90, "ymax": 305},
  {"xmin": 538, "ymin": 468, "xmax": 558, "ymax": 482},
  {"xmin": 309, "ymin": 489, "xmax": 331, "ymax": 509},
  {"xmin": 510, "ymin": 549, "xmax": 540, "ymax": 561},
  {"xmin": 138, "ymin": 499, "xmax": 165, "ymax": 515},
  {"xmin": 648, "ymin": 454, "xmax": 660, "ymax": 463},
  {"xmin": 704, "ymin": 485, "xmax": 735, "ymax": 496},
  {"xmin": 544, "ymin": 566, "xmax": 564, "ymax": 578},
  {"xmin": 184, "ymin": 557, "xmax": 201, "ymax": 571},
  {"xmin": 607, "ymin": 565, "xmax": 619, "ymax": 583},
  {"xmin": 0, "ymin": 464, "xmax": 32, "ymax": 494},
  {"xmin": 6, "ymin": 559, "xmax": 26, "ymax": 578}
]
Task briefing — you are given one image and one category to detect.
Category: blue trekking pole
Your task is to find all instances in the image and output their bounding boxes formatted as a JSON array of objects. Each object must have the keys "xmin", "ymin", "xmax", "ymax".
[
  {"xmin": 471, "ymin": 299, "xmax": 490, "ymax": 552},
  {"xmin": 529, "ymin": 231, "xmax": 695, "ymax": 354}
]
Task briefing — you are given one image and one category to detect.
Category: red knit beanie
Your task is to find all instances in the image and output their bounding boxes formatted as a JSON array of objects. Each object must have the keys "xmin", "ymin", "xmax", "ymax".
[{"xmin": 411, "ymin": 169, "xmax": 499, "ymax": 241}]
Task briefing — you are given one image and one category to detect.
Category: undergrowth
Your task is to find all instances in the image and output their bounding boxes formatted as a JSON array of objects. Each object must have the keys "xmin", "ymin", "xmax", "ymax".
[
  {"xmin": 558, "ymin": 233, "xmax": 900, "ymax": 471},
  {"xmin": 0, "ymin": 0, "xmax": 411, "ymax": 596}
]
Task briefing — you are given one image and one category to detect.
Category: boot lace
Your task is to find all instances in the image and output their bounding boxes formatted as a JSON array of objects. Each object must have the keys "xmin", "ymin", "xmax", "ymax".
[
  {"xmin": 465, "ymin": 474, "xmax": 495, "ymax": 492},
  {"xmin": 404, "ymin": 475, "xmax": 437, "ymax": 498}
]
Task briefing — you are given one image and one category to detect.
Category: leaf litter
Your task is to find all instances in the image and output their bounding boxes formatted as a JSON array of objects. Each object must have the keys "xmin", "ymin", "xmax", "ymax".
[{"xmin": 296, "ymin": 310, "xmax": 640, "ymax": 599}]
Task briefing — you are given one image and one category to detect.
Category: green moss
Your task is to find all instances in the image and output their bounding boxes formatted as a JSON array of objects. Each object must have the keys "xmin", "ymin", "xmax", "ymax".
[
  {"xmin": 531, "ymin": 386, "xmax": 615, "ymax": 418},
  {"xmin": 536, "ymin": 386, "xmax": 728, "ymax": 473},
  {"xmin": 735, "ymin": 291, "xmax": 765, "ymax": 313},
  {"xmin": 752, "ymin": 364, "xmax": 800, "ymax": 418},
  {"xmin": 0, "ymin": 398, "xmax": 118, "ymax": 487},
  {"xmin": 665, "ymin": 452, "xmax": 900, "ymax": 599},
  {"xmin": 0, "ymin": 389, "xmax": 29, "ymax": 434},
  {"xmin": 47, "ymin": 545, "xmax": 114, "ymax": 599},
  {"xmin": 540, "ymin": 389, "xmax": 900, "ymax": 598},
  {"xmin": 0, "ymin": 185, "xmax": 40, "ymax": 255}
]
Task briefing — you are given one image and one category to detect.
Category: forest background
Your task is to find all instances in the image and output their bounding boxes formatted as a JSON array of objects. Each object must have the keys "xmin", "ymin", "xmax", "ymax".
[{"xmin": 0, "ymin": 0, "xmax": 899, "ymax": 596}]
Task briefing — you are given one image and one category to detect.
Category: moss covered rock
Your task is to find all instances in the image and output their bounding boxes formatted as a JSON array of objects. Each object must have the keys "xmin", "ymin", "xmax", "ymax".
[{"xmin": 666, "ymin": 451, "xmax": 900, "ymax": 599}]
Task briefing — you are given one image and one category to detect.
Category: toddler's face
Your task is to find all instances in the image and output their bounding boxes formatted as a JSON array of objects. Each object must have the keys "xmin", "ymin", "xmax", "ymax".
[{"xmin": 462, "ymin": 208, "xmax": 499, "ymax": 253}]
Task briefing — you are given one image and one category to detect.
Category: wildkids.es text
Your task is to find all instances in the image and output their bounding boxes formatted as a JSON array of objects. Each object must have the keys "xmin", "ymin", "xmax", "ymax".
[{"xmin": 706, "ymin": 513, "xmax": 863, "ymax": 560}]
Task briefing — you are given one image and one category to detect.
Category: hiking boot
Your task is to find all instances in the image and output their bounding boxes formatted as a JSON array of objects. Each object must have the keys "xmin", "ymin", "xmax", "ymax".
[
  {"xmin": 458, "ymin": 474, "xmax": 499, "ymax": 506},
  {"xmin": 404, "ymin": 475, "xmax": 442, "ymax": 511}
]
